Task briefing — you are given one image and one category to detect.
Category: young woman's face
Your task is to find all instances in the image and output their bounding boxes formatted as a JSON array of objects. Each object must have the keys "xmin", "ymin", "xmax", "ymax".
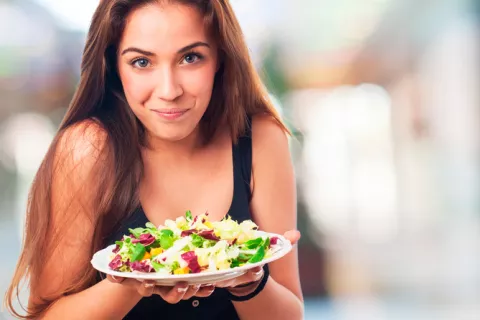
[{"xmin": 118, "ymin": 3, "xmax": 218, "ymax": 142}]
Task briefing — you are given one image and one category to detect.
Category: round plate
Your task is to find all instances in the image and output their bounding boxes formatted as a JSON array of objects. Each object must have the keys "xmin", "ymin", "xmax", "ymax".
[{"xmin": 91, "ymin": 231, "xmax": 292, "ymax": 285}]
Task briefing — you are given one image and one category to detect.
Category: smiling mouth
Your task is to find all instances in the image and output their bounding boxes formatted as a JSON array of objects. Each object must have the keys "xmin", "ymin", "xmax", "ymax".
[{"xmin": 151, "ymin": 108, "xmax": 189, "ymax": 120}]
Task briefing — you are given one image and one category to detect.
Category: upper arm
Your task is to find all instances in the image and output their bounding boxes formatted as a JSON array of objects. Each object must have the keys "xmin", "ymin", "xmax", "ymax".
[
  {"xmin": 31, "ymin": 120, "xmax": 108, "ymax": 304},
  {"xmin": 249, "ymin": 115, "xmax": 302, "ymax": 300}
]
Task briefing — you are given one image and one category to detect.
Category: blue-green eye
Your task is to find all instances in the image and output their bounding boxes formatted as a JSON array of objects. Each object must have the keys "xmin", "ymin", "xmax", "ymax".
[
  {"xmin": 131, "ymin": 58, "xmax": 150, "ymax": 68},
  {"xmin": 182, "ymin": 52, "xmax": 203, "ymax": 65}
]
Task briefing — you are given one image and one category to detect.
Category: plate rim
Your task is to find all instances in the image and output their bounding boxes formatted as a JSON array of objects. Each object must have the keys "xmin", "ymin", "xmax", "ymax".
[{"xmin": 91, "ymin": 232, "xmax": 292, "ymax": 281}]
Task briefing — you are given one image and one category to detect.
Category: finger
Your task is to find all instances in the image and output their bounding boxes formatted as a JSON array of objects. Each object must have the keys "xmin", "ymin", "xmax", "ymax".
[
  {"xmin": 249, "ymin": 266, "xmax": 263, "ymax": 275},
  {"xmin": 156, "ymin": 282, "xmax": 189, "ymax": 304},
  {"xmin": 137, "ymin": 280, "xmax": 156, "ymax": 297},
  {"xmin": 195, "ymin": 285, "xmax": 215, "ymax": 297},
  {"xmin": 247, "ymin": 266, "xmax": 264, "ymax": 282},
  {"xmin": 213, "ymin": 279, "xmax": 235, "ymax": 288},
  {"xmin": 182, "ymin": 284, "xmax": 200, "ymax": 300},
  {"xmin": 284, "ymin": 230, "xmax": 301, "ymax": 245},
  {"xmin": 215, "ymin": 267, "xmax": 263, "ymax": 288},
  {"xmin": 106, "ymin": 274, "xmax": 125, "ymax": 283},
  {"xmin": 232, "ymin": 267, "xmax": 264, "ymax": 287}
]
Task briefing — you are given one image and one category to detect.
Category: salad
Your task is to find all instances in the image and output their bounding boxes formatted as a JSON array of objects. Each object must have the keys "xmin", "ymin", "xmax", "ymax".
[{"xmin": 108, "ymin": 211, "xmax": 281, "ymax": 275}]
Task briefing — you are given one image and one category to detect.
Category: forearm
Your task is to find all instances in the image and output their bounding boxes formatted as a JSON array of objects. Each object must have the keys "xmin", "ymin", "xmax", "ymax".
[
  {"xmin": 41, "ymin": 279, "xmax": 142, "ymax": 320},
  {"xmin": 232, "ymin": 278, "xmax": 304, "ymax": 320}
]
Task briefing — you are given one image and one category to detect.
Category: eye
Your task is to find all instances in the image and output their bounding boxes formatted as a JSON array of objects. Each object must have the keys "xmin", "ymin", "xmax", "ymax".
[
  {"xmin": 182, "ymin": 52, "xmax": 203, "ymax": 65},
  {"xmin": 131, "ymin": 58, "xmax": 150, "ymax": 68}
]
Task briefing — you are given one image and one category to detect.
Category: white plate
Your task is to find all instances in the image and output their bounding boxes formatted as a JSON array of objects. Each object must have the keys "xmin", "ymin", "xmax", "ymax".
[{"xmin": 91, "ymin": 231, "xmax": 292, "ymax": 285}]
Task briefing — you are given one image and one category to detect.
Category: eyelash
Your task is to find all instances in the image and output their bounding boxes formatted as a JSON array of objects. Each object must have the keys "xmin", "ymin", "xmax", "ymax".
[
  {"xmin": 129, "ymin": 51, "xmax": 204, "ymax": 69},
  {"xmin": 182, "ymin": 51, "xmax": 204, "ymax": 64}
]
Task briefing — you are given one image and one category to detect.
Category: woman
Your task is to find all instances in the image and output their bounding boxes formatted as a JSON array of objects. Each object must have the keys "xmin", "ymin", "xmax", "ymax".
[{"xmin": 5, "ymin": 0, "xmax": 303, "ymax": 319}]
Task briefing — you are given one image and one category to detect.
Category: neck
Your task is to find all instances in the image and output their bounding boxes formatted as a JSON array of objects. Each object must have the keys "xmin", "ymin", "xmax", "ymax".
[{"xmin": 144, "ymin": 126, "xmax": 203, "ymax": 160}]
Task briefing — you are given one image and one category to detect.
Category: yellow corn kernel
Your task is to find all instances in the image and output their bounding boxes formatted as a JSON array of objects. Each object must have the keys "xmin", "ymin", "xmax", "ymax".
[
  {"xmin": 150, "ymin": 248, "xmax": 164, "ymax": 257},
  {"xmin": 142, "ymin": 252, "xmax": 152, "ymax": 261},
  {"xmin": 174, "ymin": 266, "xmax": 190, "ymax": 275}
]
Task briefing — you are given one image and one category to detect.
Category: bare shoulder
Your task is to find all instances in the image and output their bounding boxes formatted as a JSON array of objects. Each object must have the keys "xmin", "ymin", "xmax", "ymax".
[
  {"xmin": 249, "ymin": 114, "xmax": 301, "ymax": 300},
  {"xmin": 32, "ymin": 120, "xmax": 109, "ymax": 302},
  {"xmin": 251, "ymin": 114, "xmax": 290, "ymax": 161},
  {"xmin": 55, "ymin": 119, "xmax": 109, "ymax": 169},
  {"xmin": 52, "ymin": 119, "xmax": 110, "ymax": 201},
  {"xmin": 250, "ymin": 114, "xmax": 293, "ymax": 198}
]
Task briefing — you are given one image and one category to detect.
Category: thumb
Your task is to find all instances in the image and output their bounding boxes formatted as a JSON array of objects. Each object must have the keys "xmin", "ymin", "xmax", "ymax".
[
  {"xmin": 107, "ymin": 274, "xmax": 125, "ymax": 283},
  {"xmin": 284, "ymin": 230, "xmax": 301, "ymax": 245}
]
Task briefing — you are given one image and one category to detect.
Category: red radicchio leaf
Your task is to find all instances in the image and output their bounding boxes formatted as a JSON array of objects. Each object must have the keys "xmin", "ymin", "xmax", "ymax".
[
  {"xmin": 132, "ymin": 233, "xmax": 155, "ymax": 246},
  {"xmin": 131, "ymin": 261, "xmax": 155, "ymax": 273},
  {"xmin": 108, "ymin": 255, "xmax": 123, "ymax": 270},
  {"xmin": 270, "ymin": 236, "xmax": 279, "ymax": 247},
  {"xmin": 198, "ymin": 230, "xmax": 219, "ymax": 241},
  {"xmin": 181, "ymin": 229, "xmax": 196, "ymax": 237},
  {"xmin": 112, "ymin": 244, "xmax": 120, "ymax": 253},
  {"xmin": 181, "ymin": 251, "xmax": 201, "ymax": 273}
]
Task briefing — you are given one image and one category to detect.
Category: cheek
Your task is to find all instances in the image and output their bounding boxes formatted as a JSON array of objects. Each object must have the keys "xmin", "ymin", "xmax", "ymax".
[
  {"xmin": 120, "ymin": 71, "xmax": 153, "ymax": 108},
  {"xmin": 181, "ymin": 67, "xmax": 216, "ymax": 102}
]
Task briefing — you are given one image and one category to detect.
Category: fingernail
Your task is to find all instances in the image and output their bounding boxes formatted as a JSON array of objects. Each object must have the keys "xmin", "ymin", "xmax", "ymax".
[
  {"xmin": 177, "ymin": 286, "xmax": 188, "ymax": 293},
  {"xmin": 193, "ymin": 284, "xmax": 200, "ymax": 289},
  {"xmin": 144, "ymin": 283, "xmax": 154, "ymax": 288},
  {"xmin": 202, "ymin": 283, "xmax": 214, "ymax": 287}
]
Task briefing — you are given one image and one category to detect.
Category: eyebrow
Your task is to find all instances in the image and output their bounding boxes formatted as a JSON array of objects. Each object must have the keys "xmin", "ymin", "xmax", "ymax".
[{"xmin": 121, "ymin": 41, "xmax": 210, "ymax": 56}]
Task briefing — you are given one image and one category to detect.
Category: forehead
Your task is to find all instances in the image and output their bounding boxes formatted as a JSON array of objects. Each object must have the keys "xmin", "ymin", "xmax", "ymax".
[{"xmin": 119, "ymin": 3, "xmax": 210, "ymax": 51}]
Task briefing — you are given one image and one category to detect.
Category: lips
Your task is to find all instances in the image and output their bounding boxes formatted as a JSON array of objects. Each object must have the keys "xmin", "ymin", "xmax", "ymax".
[{"xmin": 151, "ymin": 108, "xmax": 189, "ymax": 120}]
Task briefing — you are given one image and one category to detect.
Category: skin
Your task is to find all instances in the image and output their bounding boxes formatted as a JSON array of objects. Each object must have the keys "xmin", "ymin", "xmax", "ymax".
[
  {"xmin": 35, "ymin": 2, "xmax": 303, "ymax": 319},
  {"xmin": 114, "ymin": 2, "xmax": 303, "ymax": 316},
  {"xmin": 118, "ymin": 3, "xmax": 219, "ymax": 147}
]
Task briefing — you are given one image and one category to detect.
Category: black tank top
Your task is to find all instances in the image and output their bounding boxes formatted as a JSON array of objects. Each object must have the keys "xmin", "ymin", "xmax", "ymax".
[{"xmin": 102, "ymin": 125, "xmax": 257, "ymax": 319}]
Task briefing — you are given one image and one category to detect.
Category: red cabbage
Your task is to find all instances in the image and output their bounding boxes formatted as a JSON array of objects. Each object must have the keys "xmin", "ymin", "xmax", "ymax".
[
  {"xmin": 181, "ymin": 251, "xmax": 201, "ymax": 273},
  {"xmin": 270, "ymin": 236, "xmax": 279, "ymax": 246},
  {"xmin": 108, "ymin": 255, "xmax": 123, "ymax": 270},
  {"xmin": 132, "ymin": 233, "xmax": 155, "ymax": 246},
  {"xmin": 181, "ymin": 229, "xmax": 196, "ymax": 237},
  {"xmin": 131, "ymin": 261, "xmax": 154, "ymax": 273},
  {"xmin": 198, "ymin": 230, "xmax": 219, "ymax": 241}
]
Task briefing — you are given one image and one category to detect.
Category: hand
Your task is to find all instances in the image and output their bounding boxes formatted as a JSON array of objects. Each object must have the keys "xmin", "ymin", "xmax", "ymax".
[
  {"xmin": 214, "ymin": 265, "xmax": 265, "ymax": 289},
  {"xmin": 106, "ymin": 275, "xmax": 215, "ymax": 303},
  {"xmin": 217, "ymin": 229, "xmax": 301, "ymax": 290},
  {"xmin": 284, "ymin": 229, "xmax": 301, "ymax": 246}
]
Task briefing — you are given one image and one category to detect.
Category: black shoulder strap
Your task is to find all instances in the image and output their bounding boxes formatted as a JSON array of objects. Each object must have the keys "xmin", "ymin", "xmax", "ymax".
[{"xmin": 233, "ymin": 116, "xmax": 252, "ymax": 201}]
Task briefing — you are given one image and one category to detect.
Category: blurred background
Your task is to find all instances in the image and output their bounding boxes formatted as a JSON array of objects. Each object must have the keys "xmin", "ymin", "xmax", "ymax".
[{"xmin": 1, "ymin": 0, "xmax": 479, "ymax": 319}]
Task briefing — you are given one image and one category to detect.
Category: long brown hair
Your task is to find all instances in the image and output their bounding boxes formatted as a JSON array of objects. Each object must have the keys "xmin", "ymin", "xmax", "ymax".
[{"xmin": 4, "ymin": 0, "xmax": 286, "ymax": 318}]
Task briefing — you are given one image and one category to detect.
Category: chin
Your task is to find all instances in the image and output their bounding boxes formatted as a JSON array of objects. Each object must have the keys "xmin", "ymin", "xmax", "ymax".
[{"xmin": 148, "ymin": 122, "xmax": 199, "ymax": 142}]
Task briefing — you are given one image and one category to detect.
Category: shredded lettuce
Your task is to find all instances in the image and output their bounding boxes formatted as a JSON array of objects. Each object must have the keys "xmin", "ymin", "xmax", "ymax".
[
  {"xmin": 108, "ymin": 210, "xmax": 280, "ymax": 274},
  {"xmin": 185, "ymin": 210, "xmax": 193, "ymax": 222}
]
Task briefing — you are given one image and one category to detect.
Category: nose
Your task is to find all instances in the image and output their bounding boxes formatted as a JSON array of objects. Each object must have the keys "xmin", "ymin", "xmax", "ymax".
[{"xmin": 154, "ymin": 67, "xmax": 183, "ymax": 102}]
